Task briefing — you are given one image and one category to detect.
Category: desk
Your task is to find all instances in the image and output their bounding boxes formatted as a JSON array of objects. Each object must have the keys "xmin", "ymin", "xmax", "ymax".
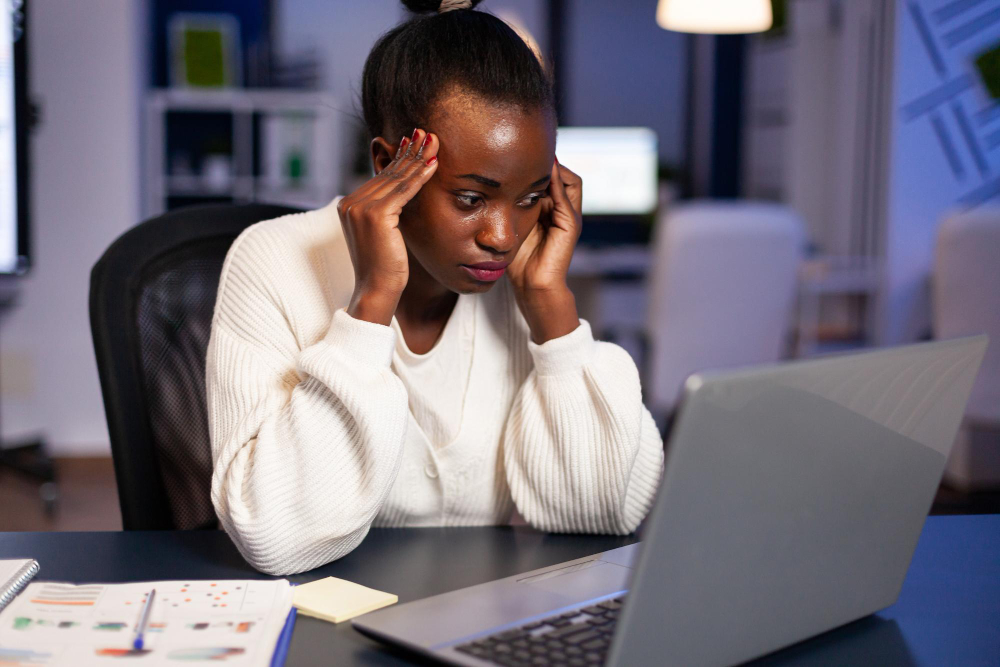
[{"xmin": 2, "ymin": 517, "xmax": 998, "ymax": 665}]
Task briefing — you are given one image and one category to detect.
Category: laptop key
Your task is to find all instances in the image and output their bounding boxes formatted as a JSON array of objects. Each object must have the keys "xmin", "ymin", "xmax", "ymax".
[
  {"xmin": 454, "ymin": 596, "xmax": 624, "ymax": 666},
  {"xmin": 545, "ymin": 624, "xmax": 590, "ymax": 641},
  {"xmin": 564, "ymin": 629, "xmax": 603, "ymax": 645}
]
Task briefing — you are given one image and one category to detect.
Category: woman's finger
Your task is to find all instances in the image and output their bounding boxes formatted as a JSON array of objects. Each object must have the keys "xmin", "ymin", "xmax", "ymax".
[
  {"xmin": 370, "ymin": 133, "xmax": 439, "ymax": 206},
  {"xmin": 373, "ymin": 159, "xmax": 440, "ymax": 214},
  {"xmin": 557, "ymin": 161, "xmax": 583, "ymax": 213},
  {"xmin": 380, "ymin": 129, "xmax": 421, "ymax": 180},
  {"xmin": 548, "ymin": 158, "xmax": 571, "ymax": 209},
  {"xmin": 394, "ymin": 134, "xmax": 409, "ymax": 160},
  {"xmin": 414, "ymin": 130, "xmax": 434, "ymax": 161},
  {"xmin": 371, "ymin": 131, "xmax": 437, "ymax": 194}
]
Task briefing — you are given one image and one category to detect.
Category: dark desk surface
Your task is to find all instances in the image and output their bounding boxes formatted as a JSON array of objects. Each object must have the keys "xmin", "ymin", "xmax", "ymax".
[{"xmin": 2, "ymin": 516, "xmax": 998, "ymax": 666}]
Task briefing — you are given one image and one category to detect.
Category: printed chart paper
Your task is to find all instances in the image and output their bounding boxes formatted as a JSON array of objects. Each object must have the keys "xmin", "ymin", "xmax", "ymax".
[{"xmin": 0, "ymin": 579, "xmax": 292, "ymax": 666}]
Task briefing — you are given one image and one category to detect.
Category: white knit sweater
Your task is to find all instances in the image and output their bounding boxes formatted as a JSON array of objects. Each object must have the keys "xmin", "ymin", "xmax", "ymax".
[{"xmin": 206, "ymin": 199, "xmax": 664, "ymax": 575}]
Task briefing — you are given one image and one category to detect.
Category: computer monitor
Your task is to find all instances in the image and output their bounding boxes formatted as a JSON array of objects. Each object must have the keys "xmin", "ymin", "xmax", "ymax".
[
  {"xmin": 0, "ymin": 0, "xmax": 29, "ymax": 275},
  {"xmin": 554, "ymin": 127, "xmax": 658, "ymax": 216}
]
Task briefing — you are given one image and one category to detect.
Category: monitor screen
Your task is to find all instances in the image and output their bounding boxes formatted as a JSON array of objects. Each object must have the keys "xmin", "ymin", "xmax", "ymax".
[
  {"xmin": 0, "ymin": 0, "xmax": 27, "ymax": 274},
  {"xmin": 554, "ymin": 127, "xmax": 658, "ymax": 216}
]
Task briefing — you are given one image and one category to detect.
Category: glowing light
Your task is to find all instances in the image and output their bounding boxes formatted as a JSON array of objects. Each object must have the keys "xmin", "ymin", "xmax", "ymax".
[{"xmin": 656, "ymin": 0, "xmax": 773, "ymax": 34}]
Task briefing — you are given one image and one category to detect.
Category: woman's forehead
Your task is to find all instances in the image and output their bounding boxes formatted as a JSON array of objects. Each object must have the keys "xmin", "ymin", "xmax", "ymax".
[{"xmin": 429, "ymin": 96, "xmax": 554, "ymax": 185}]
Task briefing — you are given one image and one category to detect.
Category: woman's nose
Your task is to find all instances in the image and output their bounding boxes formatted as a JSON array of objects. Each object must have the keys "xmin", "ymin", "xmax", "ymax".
[{"xmin": 476, "ymin": 209, "xmax": 516, "ymax": 254}]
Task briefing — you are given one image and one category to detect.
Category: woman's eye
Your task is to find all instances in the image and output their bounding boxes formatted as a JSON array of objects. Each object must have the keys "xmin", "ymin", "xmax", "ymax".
[
  {"xmin": 519, "ymin": 193, "xmax": 544, "ymax": 207},
  {"xmin": 456, "ymin": 194, "xmax": 482, "ymax": 207}
]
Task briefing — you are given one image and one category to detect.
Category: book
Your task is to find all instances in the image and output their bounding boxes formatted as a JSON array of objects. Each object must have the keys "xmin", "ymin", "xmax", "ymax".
[{"xmin": 0, "ymin": 559, "xmax": 39, "ymax": 612}]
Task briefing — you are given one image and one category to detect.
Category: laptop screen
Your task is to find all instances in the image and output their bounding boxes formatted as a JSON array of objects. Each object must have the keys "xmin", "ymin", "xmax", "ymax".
[{"xmin": 555, "ymin": 127, "xmax": 658, "ymax": 216}]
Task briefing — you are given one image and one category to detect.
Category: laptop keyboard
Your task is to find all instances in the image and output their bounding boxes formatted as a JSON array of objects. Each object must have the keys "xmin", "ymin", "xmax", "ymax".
[{"xmin": 453, "ymin": 596, "xmax": 624, "ymax": 666}]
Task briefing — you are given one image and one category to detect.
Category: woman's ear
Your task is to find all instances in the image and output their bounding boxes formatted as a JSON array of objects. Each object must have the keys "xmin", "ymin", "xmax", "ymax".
[{"xmin": 370, "ymin": 136, "xmax": 396, "ymax": 176}]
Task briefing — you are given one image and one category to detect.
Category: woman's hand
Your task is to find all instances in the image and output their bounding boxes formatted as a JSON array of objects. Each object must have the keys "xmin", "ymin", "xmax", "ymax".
[
  {"xmin": 338, "ymin": 129, "xmax": 439, "ymax": 326},
  {"xmin": 507, "ymin": 158, "xmax": 584, "ymax": 343},
  {"xmin": 507, "ymin": 158, "xmax": 583, "ymax": 293}
]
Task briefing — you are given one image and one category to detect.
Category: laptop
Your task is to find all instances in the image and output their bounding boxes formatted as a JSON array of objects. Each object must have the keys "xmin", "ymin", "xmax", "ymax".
[{"xmin": 353, "ymin": 336, "xmax": 988, "ymax": 666}]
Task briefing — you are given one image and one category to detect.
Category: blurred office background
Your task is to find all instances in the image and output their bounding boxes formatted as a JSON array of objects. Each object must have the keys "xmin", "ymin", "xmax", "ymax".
[{"xmin": 2, "ymin": 0, "xmax": 1000, "ymax": 530}]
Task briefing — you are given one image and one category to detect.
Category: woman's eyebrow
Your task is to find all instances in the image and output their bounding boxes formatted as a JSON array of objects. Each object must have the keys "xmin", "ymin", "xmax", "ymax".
[
  {"xmin": 458, "ymin": 174, "xmax": 502, "ymax": 188},
  {"xmin": 456, "ymin": 174, "xmax": 551, "ymax": 189}
]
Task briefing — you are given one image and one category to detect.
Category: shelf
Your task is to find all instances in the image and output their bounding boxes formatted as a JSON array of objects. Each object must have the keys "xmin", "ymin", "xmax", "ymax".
[
  {"xmin": 145, "ymin": 88, "xmax": 342, "ymax": 218},
  {"xmin": 163, "ymin": 175, "xmax": 333, "ymax": 208},
  {"xmin": 147, "ymin": 88, "xmax": 337, "ymax": 114}
]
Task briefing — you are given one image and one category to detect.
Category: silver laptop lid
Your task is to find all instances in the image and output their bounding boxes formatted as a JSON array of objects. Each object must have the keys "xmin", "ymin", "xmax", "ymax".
[{"xmin": 609, "ymin": 335, "xmax": 988, "ymax": 666}]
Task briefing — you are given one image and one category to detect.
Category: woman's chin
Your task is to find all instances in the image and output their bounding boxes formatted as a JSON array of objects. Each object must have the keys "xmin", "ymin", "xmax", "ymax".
[
  {"xmin": 452, "ymin": 276, "xmax": 500, "ymax": 295},
  {"xmin": 457, "ymin": 282, "xmax": 496, "ymax": 295}
]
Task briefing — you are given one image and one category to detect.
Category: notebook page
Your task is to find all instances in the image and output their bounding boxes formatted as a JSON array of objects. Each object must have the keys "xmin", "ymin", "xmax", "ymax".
[
  {"xmin": 0, "ymin": 561, "xmax": 34, "ymax": 590},
  {"xmin": 0, "ymin": 579, "xmax": 292, "ymax": 666}
]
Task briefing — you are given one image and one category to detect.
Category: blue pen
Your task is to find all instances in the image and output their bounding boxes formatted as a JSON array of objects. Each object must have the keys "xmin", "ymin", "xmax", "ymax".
[
  {"xmin": 132, "ymin": 588, "xmax": 156, "ymax": 651},
  {"xmin": 270, "ymin": 607, "xmax": 297, "ymax": 667}
]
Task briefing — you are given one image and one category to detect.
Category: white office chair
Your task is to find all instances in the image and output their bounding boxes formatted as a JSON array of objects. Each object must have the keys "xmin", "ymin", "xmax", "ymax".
[
  {"xmin": 934, "ymin": 207, "xmax": 1000, "ymax": 490},
  {"xmin": 645, "ymin": 201, "xmax": 804, "ymax": 423}
]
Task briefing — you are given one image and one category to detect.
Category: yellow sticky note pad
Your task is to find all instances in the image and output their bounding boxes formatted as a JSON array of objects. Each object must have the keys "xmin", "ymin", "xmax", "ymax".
[{"xmin": 292, "ymin": 577, "xmax": 397, "ymax": 624}]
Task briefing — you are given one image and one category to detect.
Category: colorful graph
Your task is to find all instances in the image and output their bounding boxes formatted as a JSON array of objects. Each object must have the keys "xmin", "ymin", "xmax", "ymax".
[
  {"xmin": 27, "ymin": 585, "xmax": 101, "ymax": 607},
  {"xmin": 94, "ymin": 648, "xmax": 152, "ymax": 658},
  {"xmin": 0, "ymin": 647, "xmax": 51, "ymax": 666},
  {"xmin": 166, "ymin": 647, "xmax": 245, "ymax": 661},
  {"xmin": 9, "ymin": 618, "xmax": 76, "ymax": 632},
  {"xmin": 92, "ymin": 622, "xmax": 127, "ymax": 631}
]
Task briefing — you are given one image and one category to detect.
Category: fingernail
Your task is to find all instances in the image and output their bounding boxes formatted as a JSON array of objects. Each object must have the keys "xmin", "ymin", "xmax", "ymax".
[
  {"xmin": 422, "ymin": 133, "xmax": 432, "ymax": 147},
  {"xmin": 426, "ymin": 156, "xmax": 438, "ymax": 166},
  {"xmin": 399, "ymin": 136, "xmax": 409, "ymax": 149},
  {"xmin": 411, "ymin": 128, "xmax": 420, "ymax": 143}
]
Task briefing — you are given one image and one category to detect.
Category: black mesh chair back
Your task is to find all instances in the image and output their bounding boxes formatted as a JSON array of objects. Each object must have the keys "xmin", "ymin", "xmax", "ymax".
[{"xmin": 90, "ymin": 203, "xmax": 303, "ymax": 530}]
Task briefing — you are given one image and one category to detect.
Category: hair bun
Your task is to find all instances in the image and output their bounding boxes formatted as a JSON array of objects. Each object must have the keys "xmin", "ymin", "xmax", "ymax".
[{"xmin": 401, "ymin": 0, "xmax": 484, "ymax": 14}]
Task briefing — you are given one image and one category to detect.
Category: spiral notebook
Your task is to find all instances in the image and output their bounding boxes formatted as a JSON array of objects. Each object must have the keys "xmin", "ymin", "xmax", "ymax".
[{"xmin": 0, "ymin": 559, "xmax": 39, "ymax": 612}]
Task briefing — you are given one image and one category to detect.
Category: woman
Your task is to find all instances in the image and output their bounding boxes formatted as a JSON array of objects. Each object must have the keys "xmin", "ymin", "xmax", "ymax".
[{"xmin": 207, "ymin": 0, "xmax": 664, "ymax": 576}]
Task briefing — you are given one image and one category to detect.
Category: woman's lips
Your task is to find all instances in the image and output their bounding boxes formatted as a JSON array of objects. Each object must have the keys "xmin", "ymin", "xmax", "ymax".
[{"xmin": 462, "ymin": 262, "xmax": 508, "ymax": 282}]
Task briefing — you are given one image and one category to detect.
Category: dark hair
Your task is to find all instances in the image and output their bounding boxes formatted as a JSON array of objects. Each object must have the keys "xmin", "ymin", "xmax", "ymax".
[{"xmin": 361, "ymin": 0, "xmax": 555, "ymax": 143}]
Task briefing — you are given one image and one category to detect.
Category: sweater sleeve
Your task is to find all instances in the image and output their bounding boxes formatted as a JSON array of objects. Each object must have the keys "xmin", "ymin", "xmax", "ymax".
[
  {"xmin": 503, "ymin": 320, "xmax": 664, "ymax": 534},
  {"xmin": 207, "ymin": 238, "xmax": 409, "ymax": 575}
]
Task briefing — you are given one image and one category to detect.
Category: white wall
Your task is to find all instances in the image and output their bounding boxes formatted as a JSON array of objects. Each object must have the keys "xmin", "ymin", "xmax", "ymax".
[
  {"xmin": 0, "ymin": 0, "xmax": 144, "ymax": 455},
  {"xmin": 882, "ymin": 0, "xmax": 1000, "ymax": 343}
]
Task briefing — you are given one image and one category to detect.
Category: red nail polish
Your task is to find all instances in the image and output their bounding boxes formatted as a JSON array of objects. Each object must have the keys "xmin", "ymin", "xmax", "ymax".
[
  {"xmin": 422, "ymin": 133, "xmax": 432, "ymax": 147},
  {"xmin": 399, "ymin": 136, "xmax": 409, "ymax": 149},
  {"xmin": 411, "ymin": 128, "xmax": 420, "ymax": 143},
  {"xmin": 426, "ymin": 156, "xmax": 438, "ymax": 166}
]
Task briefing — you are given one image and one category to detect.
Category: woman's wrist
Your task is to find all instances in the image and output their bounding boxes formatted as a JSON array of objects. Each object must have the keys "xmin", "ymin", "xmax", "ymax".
[
  {"xmin": 515, "ymin": 283, "xmax": 580, "ymax": 344},
  {"xmin": 347, "ymin": 287, "xmax": 400, "ymax": 327}
]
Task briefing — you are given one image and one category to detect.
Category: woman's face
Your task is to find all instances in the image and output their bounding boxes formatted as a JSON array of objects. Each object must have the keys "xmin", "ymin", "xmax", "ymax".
[{"xmin": 374, "ymin": 92, "xmax": 556, "ymax": 295}]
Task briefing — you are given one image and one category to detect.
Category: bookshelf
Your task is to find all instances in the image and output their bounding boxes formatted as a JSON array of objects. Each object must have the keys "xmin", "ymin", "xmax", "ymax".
[{"xmin": 144, "ymin": 88, "xmax": 341, "ymax": 217}]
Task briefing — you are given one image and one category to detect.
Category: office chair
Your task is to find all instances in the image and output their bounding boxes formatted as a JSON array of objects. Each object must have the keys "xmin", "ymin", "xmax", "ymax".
[
  {"xmin": 934, "ymin": 207, "xmax": 1000, "ymax": 490},
  {"xmin": 90, "ymin": 203, "xmax": 304, "ymax": 530},
  {"xmin": 644, "ymin": 201, "xmax": 804, "ymax": 426}
]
